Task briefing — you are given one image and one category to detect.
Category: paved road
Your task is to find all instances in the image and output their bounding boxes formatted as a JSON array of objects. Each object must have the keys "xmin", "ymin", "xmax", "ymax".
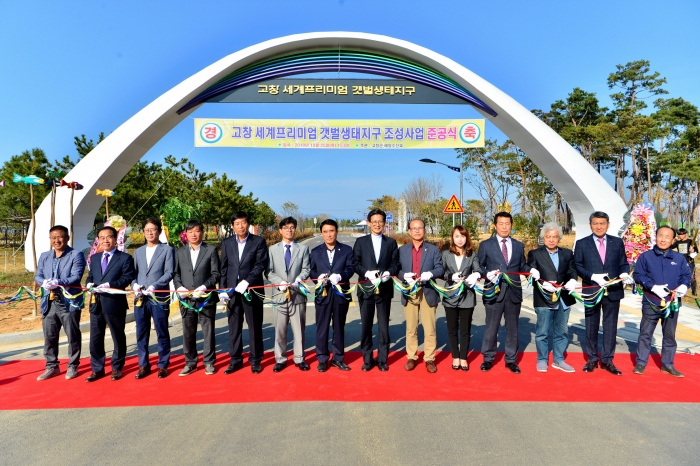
[{"xmin": 1, "ymin": 233, "xmax": 699, "ymax": 465}]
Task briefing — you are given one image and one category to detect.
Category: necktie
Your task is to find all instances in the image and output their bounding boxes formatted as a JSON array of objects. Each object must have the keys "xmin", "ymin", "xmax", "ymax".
[
  {"xmin": 501, "ymin": 239, "xmax": 509, "ymax": 264},
  {"xmin": 285, "ymin": 244, "xmax": 291, "ymax": 272},
  {"xmin": 101, "ymin": 252, "xmax": 109, "ymax": 274},
  {"xmin": 598, "ymin": 237, "xmax": 606, "ymax": 264}
]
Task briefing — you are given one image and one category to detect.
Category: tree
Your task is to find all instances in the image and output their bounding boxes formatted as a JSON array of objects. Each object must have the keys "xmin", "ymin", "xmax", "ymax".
[
  {"xmin": 401, "ymin": 174, "xmax": 445, "ymax": 234},
  {"xmin": 281, "ymin": 202, "xmax": 299, "ymax": 218},
  {"xmin": 367, "ymin": 195, "xmax": 398, "ymax": 214},
  {"xmin": 0, "ymin": 148, "xmax": 51, "ymax": 228}
]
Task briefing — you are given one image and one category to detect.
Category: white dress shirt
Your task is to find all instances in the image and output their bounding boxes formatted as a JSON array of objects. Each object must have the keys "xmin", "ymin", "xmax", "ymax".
[
  {"xmin": 371, "ymin": 233, "xmax": 382, "ymax": 263},
  {"xmin": 236, "ymin": 234, "xmax": 249, "ymax": 261},
  {"xmin": 189, "ymin": 243, "xmax": 201, "ymax": 267},
  {"xmin": 497, "ymin": 235, "xmax": 512, "ymax": 263}
]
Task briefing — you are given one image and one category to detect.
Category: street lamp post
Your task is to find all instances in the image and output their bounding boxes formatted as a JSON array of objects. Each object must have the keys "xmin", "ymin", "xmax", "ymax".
[{"xmin": 419, "ymin": 158, "xmax": 464, "ymax": 225}]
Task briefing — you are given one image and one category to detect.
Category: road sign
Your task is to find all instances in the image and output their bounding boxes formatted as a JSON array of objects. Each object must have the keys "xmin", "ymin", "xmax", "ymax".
[
  {"xmin": 443, "ymin": 195, "xmax": 464, "ymax": 214},
  {"xmin": 386, "ymin": 214, "xmax": 393, "ymax": 223}
]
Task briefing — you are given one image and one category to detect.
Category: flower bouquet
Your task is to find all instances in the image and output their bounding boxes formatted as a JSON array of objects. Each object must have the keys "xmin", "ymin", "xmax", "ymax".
[{"xmin": 621, "ymin": 203, "xmax": 656, "ymax": 264}]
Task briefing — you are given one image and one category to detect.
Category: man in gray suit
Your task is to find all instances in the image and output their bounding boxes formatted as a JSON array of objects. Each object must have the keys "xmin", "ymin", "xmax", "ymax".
[
  {"xmin": 266, "ymin": 217, "xmax": 311, "ymax": 372},
  {"xmin": 398, "ymin": 219, "xmax": 444, "ymax": 373},
  {"xmin": 132, "ymin": 217, "xmax": 174, "ymax": 379},
  {"xmin": 173, "ymin": 219, "xmax": 220, "ymax": 376},
  {"xmin": 34, "ymin": 225, "xmax": 86, "ymax": 381}
]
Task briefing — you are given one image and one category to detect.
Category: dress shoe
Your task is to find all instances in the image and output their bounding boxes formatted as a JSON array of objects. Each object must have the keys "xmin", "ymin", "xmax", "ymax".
[
  {"xmin": 111, "ymin": 370, "xmax": 123, "ymax": 381},
  {"xmin": 224, "ymin": 363, "xmax": 242, "ymax": 375},
  {"xmin": 330, "ymin": 360, "xmax": 351, "ymax": 371},
  {"xmin": 317, "ymin": 362, "xmax": 328, "ymax": 372},
  {"xmin": 505, "ymin": 363, "xmax": 521, "ymax": 374},
  {"xmin": 661, "ymin": 365, "xmax": 684, "ymax": 378},
  {"xmin": 37, "ymin": 367, "xmax": 60, "ymax": 381},
  {"xmin": 251, "ymin": 363, "xmax": 262, "ymax": 374},
  {"xmin": 582, "ymin": 360, "xmax": 598, "ymax": 372},
  {"xmin": 377, "ymin": 362, "xmax": 389, "ymax": 371},
  {"xmin": 135, "ymin": 367, "xmax": 151, "ymax": 379},
  {"xmin": 295, "ymin": 361, "xmax": 310, "ymax": 371},
  {"xmin": 158, "ymin": 368, "xmax": 168, "ymax": 378},
  {"xmin": 85, "ymin": 371, "xmax": 105, "ymax": 383},
  {"xmin": 65, "ymin": 366, "xmax": 79, "ymax": 380},
  {"xmin": 361, "ymin": 362, "xmax": 375, "ymax": 372},
  {"xmin": 205, "ymin": 364, "xmax": 215, "ymax": 375},
  {"xmin": 180, "ymin": 365, "xmax": 198, "ymax": 376},
  {"xmin": 600, "ymin": 362, "xmax": 622, "ymax": 376},
  {"xmin": 273, "ymin": 363, "xmax": 286, "ymax": 373},
  {"xmin": 426, "ymin": 361, "xmax": 437, "ymax": 373},
  {"xmin": 404, "ymin": 359, "xmax": 417, "ymax": 371},
  {"xmin": 480, "ymin": 361, "xmax": 493, "ymax": 372}
]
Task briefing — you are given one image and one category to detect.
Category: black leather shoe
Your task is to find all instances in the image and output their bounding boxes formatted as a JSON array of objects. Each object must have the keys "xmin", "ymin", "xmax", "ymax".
[
  {"xmin": 111, "ymin": 370, "xmax": 123, "ymax": 381},
  {"xmin": 361, "ymin": 362, "xmax": 375, "ymax": 371},
  {"xmin": 633, "ymin": 364, "xmax": 645, "ymax": 375},
  {"xmin": 224, "ymin": 363, "xmax": 243, "ymax": 375},
  {"xmin": 85, "ymin": 370, "xmax": 105, "ymax": 383},
  {"xmin": 158, "ymin": 368, "xmax": 168, "ymax": 378},
  {"xmin": 377, "ymin": 362, "xmax": 389, "ymax": 371},
  {"xmin": 135, "ymin": 367, "xmax": 151, "ymax": 379},
  {"xmin": 251, "ymin": 363, "xmax": 262, "ymax": 374},
  {"xmin": 330, "ymin": 360, "xmax": 351, "ymax": 371},
  {"xmin": 295, "ymin": 362, "xmax": 310, "ymax": 371},
  {"xmin": 600, "ymin": 362, "xmax": 622, "ymax": 376},
  {"xmin": 661, "ymin": 365, "xmax": 684, "ymax": 378},
  {"xmin": 505, "ymin": 363, "xmax": 521, "ymax": 374},
  {"xmin": 273, "ymin": 363, "xmax": 286, "ymax": 373},
  {"xmin": 480, "ymin": 361, "xmax": 493, "ymax": 372},
  {"xmin": 317, "ymin": 362, "xmax": 328, "ymax": 372},
  {"xmin": 582, "ymin": 361, "xmax": 598, "ymax": 372}
]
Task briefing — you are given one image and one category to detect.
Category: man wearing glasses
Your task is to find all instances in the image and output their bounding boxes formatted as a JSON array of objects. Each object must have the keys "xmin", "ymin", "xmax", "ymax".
[
  {"xmin": 85, "ymin": 226, "xmax": 136, "ymax": 382},
  {"xmin": 266, "ymin": 217, "xmax": 311, "ymax": 372},
  {"xmin": 353, "ymin": 209, "xmax": 400, "ymax": 371}
]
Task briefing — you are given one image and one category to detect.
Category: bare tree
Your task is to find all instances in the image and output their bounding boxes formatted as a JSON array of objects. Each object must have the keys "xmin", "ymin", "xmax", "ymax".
[{"xmin": 402, "ymin": 174, "xmax": 445, "ymax": 234}]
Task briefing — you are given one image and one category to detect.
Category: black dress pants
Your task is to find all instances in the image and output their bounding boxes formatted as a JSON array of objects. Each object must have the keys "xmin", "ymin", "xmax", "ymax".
[
  {"xmin": 584, "ymin": 296, "xmax": 620, "ymax": 365},
  {"xmin": 358, "ymin": 293, "xmax": 392, "ymax": 364},
  {"xmin": 89, "ymin": 309, "xmax": 126, "ymax": 373},
  {"xmin": 444, "ymin": 305, "xmax": 474, "ymax": 360},
  {"xmin": 180, "ymin": 303, "xmax": 216, "ymax": 367},
  {"xmin": 481, "ymin": 295, "xmax": 521, "ymax": 364},
  {"xmin": 227, "ymin": 293, "xmax": 264, "ymax": 365},
  {"xmin": 315, "ymin": 293, "xmax": 350, "ymax": 364}
]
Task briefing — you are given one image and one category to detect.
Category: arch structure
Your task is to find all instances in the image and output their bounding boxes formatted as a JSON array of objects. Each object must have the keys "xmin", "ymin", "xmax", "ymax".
[{"xmin": 28, "ymin": 31, "xmax": 626, "ymax": 270}]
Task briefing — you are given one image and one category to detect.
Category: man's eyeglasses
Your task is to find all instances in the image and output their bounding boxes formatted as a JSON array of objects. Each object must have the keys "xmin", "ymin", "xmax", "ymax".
[
  {"xmin": 370, "ymin": 221, "xmax": 385, "ymax": 226},
  {"xmin": 281, "ymin": 226, "xmax": 296, "ymax": 231}
]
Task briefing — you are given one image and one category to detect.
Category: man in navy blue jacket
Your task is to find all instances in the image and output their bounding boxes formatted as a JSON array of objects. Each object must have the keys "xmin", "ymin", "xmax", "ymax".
[
  {"xmin": 574, "ymin": 211, "xmax": 634, "ymax": 375},
  {"xmin": 633, "ymin": 226, "xmax": 691, "ymax": 377},
  {"xmin": 310, "ymin": 219, "xmax": 355, "ymax": 372}
]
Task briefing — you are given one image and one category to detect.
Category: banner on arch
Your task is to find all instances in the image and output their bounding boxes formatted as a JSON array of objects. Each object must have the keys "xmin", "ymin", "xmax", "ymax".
[{"xmin": 194, "ymin": 118, "xmax": 485, "ymax": 149}]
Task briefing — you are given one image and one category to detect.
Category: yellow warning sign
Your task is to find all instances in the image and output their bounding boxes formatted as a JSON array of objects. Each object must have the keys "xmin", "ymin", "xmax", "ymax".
[{"xmin": 443, "ymin": 195, "xmax": 464, "ymax": 214}]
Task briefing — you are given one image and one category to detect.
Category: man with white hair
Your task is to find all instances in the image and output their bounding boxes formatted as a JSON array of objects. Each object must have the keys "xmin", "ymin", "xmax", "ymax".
[{"xmin": 527, "ymin": 223, "xmax": 579, "ymax": 372}]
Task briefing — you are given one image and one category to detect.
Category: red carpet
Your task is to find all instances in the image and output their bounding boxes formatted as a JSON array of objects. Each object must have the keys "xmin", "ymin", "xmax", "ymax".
[{"xmin": 1, "ymin": 351, "xmax": 699, "ymax": 410}]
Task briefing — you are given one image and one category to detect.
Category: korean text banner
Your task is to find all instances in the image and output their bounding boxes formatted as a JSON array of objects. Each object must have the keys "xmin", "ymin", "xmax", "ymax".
[{"xmin": 194, "ymin": 119, "xmax": 485, "ymax": 149}]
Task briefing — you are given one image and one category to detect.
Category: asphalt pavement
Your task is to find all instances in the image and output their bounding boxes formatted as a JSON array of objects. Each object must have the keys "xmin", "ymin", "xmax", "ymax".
[{"xmin": 1, "ymin": 232, "xmax": 699, "ymax": 465}]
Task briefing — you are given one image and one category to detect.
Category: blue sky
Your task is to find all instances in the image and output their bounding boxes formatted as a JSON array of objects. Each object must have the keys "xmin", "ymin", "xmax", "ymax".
[{"xmin": 1, "ymin": 1, "xmax": 698, "ymax": 219}]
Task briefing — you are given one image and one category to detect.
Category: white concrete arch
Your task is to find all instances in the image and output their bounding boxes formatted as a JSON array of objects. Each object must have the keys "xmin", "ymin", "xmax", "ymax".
[{"xmin": 28, "ymin": 31, "xmax": 626, "ymax": 270}]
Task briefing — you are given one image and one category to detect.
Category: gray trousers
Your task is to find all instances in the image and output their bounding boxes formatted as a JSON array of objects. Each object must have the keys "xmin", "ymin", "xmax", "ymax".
[
  {"xmin": 273, "ymin": 301, "xmax": 306, "ymax": 364},
  {"xmin": 43, "ymin": 300, "xmax": 82, "ymax": 369}
]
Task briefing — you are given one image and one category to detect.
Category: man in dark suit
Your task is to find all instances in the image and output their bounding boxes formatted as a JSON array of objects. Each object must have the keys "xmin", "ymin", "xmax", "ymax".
[
  {"xmin": 398, "ymin": 219, "xmax": 444, "ymax": 373},
  {"xmin": 478, "ymin": 212, "xmax": 539, "ymax": 374},
  {"xmin": 34, "ymin": 225, "xmax": 86, "ymax": 381},
  {"xmin": 219, "ymin": 211, "xmax": 269, "ymax": 374},
  {"xmin": 85, "ymin": 226, "xmax": 136, "ymax": 382},
  {"xmin": 310, "ymin": 219, "xmax": 355, "ymax": 372},
  {"xmin": 352, "ymin": 209, "xmax": 400, "ymax": 371},
  {"xmin": 527, "ymin": 223, "xmax": 578, "ymax": 373},
  {"xmin": 574, "ymin": 211, "xmax": 633, "ymax": 375},
  {"xmin": 131, "ymin": 217, "xmax": 174, "ymax": 379},
  {"xmin": 173, "ymin": 219, "xmax": 220, "ymax": 376}
]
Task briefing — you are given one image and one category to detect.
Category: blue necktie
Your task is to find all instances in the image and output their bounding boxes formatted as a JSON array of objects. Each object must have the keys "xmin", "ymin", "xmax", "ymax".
[
  {"xmin": 101, "ymin": 252, "xmax": 110, "ymax": 274},
  {"xmin": 285, "ymin": 244, "xmax": 291, "ymax": 272}
]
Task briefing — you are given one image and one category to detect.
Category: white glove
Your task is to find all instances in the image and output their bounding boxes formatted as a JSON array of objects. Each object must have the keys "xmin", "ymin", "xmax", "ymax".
[
  {"xmin": 676, "ymin": 284, "xmax": 688, "ymax": 298},
  {"xmin": 86, "ymin": 282, "xmax": 94, "ymax": 290},
  {"xmin": 651, "ymin": 284, "xmax": 669, "ymax": 299},
  {"xmin": 190, "ymin": 284, "xmax": 206, "ymax": 297},
  {"xmin": 564, "ymin": 279, "xmax": 578, "ymax": 292},
  {"xmin": 317, "ymin": 273, "xmax": 328, "ymax": 283},
  {"xmin": 420, "ymin": 271, "xmax": 433, "ymax": 282},
  {"xmin": 529, "ymin": 268, "xmax": 540, "ymax": 281},
  {"xmin": 47, "ymin": 279, "xmax": 59, "ymax": 290},
  {"xmin": 451, "ymin": 272, "xmax": 462, "ymax": 282},
  {"xmin": 143, "ymin": 285, "xmax": 155, "ymax": 296},
  {"xmin": 691, "ymin": 252, "xmax": 698, "ymax": 259},
  {"xmin": 132, "ymin": 283, "xmax": 142, "ymax": 293},
  {"xmin": 591, "ymin": 274, "xmax": 608, "ymax": 287},
  {"xmin": 381, "ymin": 271, "xmax": 391, "ymax": 283},
  {"xmin": 94, "ymin": 283, "xmax": 110, "ymax": 293},
  {"xmin": 465, "ymin": 272, "xmax": 480, "ymax": 287},
  {"xmin": 176, "ymin": 286, "xmax": 190, "ymax": 297},
  {"xmin": 41, "ymin": 279, "xmax": 52, "ymax": 291},
  {"xmin": 235, "ymin": 280, "xmax": 249, "ymax": 294},
  {"xmin": 404, "ymin": 272, "xmax": 417, "ymax": 281},
  {"xmin": 218, "ymin": 292, "xmax": 230, "ymax": 303},
  {"xmin": 486, "ymin": 270, "xmax": 500, "ymax": 281},
  {"xmin": 619, "ymin": 272, "xmax": 634, "ymax": 285},
  {"xmin": 365, "ymin": 270, "xmax": 380, "ymax": 285},
  {"xmin": 329, "ymin": 273, "xmax": 341, "ymax": 285},
  {"xmin": 541, "ymin": 281, "xmax": 557, "ymax": 293},
  {"xmin": 278, "ymin": 281, "xmax": 289, "ymax": 292},
  {"xmin": 294, "ymin": 277, "xmax": 303, "ymax": 287}
]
